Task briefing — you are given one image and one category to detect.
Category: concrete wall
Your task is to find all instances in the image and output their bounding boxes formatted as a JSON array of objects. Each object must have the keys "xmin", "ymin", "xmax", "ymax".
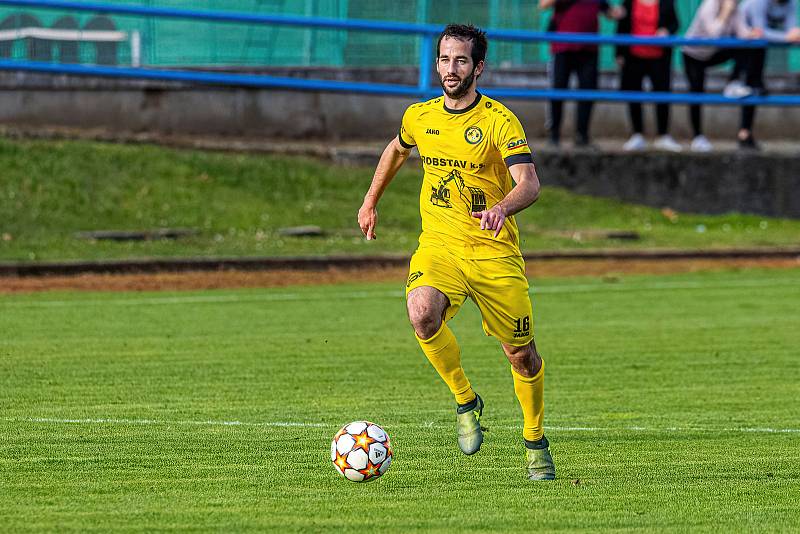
[
  {"xmin": 323, "ymin": 145, "xmax": 800, "ymax": 218},
  {"xmin": 2, "ymin": 69, "xmax": 800, "ymax": 140},
  {"xmin": 533, "ymin": 150, "xmax": 800, "ymax": 218}
]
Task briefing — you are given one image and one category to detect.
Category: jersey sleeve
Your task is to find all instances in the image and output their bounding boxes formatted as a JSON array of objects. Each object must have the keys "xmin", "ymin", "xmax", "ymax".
[
  {"xmin": 398, "ymin": 105, "xmax": 417, "ymax": 149},
  {"xmin": 494, "ymin": 111, "xmax": 533, "ymax": 168}
]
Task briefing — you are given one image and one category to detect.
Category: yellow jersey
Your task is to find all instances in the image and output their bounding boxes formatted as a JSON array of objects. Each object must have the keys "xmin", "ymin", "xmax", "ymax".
[{"xmin": 398, "ymin": 92, "xmax": 533, "ymax": 259}]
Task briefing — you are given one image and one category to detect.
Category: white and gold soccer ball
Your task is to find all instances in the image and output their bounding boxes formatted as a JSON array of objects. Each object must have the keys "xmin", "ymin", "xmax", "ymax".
[{"xmin": 330, "ymin": 421, "xmax": 393, "ymax": 482}]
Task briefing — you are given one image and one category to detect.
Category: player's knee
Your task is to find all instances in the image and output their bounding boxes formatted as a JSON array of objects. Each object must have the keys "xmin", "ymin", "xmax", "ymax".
[
  {"xmin": 407, "ymin": 303, "xmax": 442, "ymax": 340},
  {"xmin": 506, "ymin": 350, "xmax": 530, "ymax": 372},
  {"xmin": 406, "ymin": 287, "xmax": 448, "ymax": 339},
  {"xmin": 503, "ymin": 342, "xmax": 540, "ymax": 376}
]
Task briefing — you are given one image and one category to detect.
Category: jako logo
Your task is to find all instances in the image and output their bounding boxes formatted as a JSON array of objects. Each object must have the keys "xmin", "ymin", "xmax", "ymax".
[
  {"xmin": 426, "ymin": 128, "xmax": 440, "ymax": 135},
  {"xmin": 507, "ymin": 138, "xmax": 527, "ymax": 150}
]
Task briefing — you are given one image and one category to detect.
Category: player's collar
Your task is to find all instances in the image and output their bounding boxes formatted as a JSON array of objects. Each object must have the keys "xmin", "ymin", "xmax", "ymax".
[{"xmin": 443, "ymin": 92, "xmax": 482, "ymax": 115}]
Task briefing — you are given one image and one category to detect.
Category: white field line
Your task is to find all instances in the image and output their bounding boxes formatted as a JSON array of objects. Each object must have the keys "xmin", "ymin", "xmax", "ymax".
[
  {"xmin": 2, "ymin": 276, "xmax": 799, "ymax": 309},
  {"xmin": 3, "ymin": 417, "xmax": 327, "ymax": 428},
  {"xmin": 3, "ymin": 417, "xmax": 799, "ymax": 434}
]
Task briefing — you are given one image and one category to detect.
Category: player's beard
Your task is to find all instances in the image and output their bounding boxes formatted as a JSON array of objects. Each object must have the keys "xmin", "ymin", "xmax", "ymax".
[{"xmin": 440, "ymin": 68, "xmax": 476, "ymax": 100}]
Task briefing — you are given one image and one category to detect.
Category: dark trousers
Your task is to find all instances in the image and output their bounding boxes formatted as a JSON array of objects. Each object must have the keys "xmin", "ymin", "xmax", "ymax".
[
  {"xmin": 737, "ymin": 48, "xmax": 766, "ymax": 132},
  {"xmin": 547, "ymin": 50, "xmax": 599, "ymax": 142},
  {"xmin": 619, "ymin": 53, "xmax": 672, "ymax": 135},
  {"xmin": 682, "ymin": 49, "xmax": 739, "ymax": 137}
]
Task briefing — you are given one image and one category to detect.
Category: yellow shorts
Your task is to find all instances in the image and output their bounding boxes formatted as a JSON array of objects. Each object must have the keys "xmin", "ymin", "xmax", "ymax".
[{"xmin": 405, "ymin": 247, "xmax": 533, "ymax": 346}]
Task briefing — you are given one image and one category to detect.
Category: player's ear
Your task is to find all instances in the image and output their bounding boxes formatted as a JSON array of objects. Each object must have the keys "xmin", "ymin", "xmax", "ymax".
[{"xmin": 474, "ymin": 60, "xmax": 485, "ymax": 78}]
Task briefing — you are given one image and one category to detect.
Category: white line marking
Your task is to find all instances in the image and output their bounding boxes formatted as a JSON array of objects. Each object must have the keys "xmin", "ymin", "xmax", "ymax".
[
  {"xmin": 0, "ymin": 291, "xmax": 405, "ymax": 308},
  {"xmin": 533, "ymin": 277, "xmax": 800, "ymax": 295},
  {"xmin": 4, "ymin": 417, "xmax": 799, "ymax": 434},
  {"xmin": 7, "ymin": 417, "xmax": 327, "ymax": 428},
  {"xmin": 3, "ymin": 276, "xmax": 799, "ymax": 309}
]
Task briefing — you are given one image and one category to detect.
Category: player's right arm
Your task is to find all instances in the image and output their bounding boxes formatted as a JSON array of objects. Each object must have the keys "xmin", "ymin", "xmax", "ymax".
[{"xmin": 357, "ymin": 136, "xmax": 411, "ymax": 241}]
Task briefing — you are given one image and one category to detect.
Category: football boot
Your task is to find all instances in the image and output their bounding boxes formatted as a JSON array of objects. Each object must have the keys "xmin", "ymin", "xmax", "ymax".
[
  {"xmin": 525, "ymin": 436, "xmax": 556, "ymax": 481},
  {"xmin": 456, "ymin": 394, "xmax": 484, "ymax": 455}
]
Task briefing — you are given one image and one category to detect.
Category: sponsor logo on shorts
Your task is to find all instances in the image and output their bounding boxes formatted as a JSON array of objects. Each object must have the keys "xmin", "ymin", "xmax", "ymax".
[
  {"xmin": 464, "ymin": 126, "xmax": 483, "ymax": 145},
  {"xmin": 407, "ymin": 271, "xmax": 424, "ymax": 287},
  {"xmin": 513, "ymin": 316, "xmax": 531, "ymax": 338}
]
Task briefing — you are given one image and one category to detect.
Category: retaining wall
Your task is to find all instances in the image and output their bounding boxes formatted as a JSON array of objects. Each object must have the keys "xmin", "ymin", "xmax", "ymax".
[
  {"xmin": 3, "ymin": 68, "xmax": 800, "ymax": 140},
  {"xmin": 2, "ymin": 68, "xmax": 799, "ymax": 218}
]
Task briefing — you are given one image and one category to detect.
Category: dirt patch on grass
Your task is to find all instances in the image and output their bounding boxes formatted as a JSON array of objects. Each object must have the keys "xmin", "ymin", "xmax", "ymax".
[{"xmin": 2, "ymin": 257, "xmax": 798, "ymax": 294}]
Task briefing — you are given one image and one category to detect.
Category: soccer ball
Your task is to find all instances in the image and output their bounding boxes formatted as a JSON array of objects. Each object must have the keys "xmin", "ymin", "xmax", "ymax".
[{"xmin": 331, "ymin": 421, "xmax": 393, "ymax": 482}]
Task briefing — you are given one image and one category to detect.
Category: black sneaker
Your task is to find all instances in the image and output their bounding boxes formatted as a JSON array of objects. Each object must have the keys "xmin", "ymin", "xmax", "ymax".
[
  {"xmin": 738, "ymin": 134, "xmax": 761, "ymax": 152},
  {"xmin": 574, "ymin": 135, "xmax": 599, "ymax": 152}
]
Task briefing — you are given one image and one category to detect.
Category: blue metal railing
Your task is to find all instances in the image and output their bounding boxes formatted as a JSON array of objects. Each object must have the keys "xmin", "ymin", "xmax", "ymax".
[{"xmin": 0, "ymin": 0, "xmax": 797, "ymax": 105}]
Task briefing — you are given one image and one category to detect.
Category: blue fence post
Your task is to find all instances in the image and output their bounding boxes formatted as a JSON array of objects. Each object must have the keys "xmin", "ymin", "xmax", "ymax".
[{"xmin": 418, "ymin": 33, "xmax": 433, "ymax": 98}]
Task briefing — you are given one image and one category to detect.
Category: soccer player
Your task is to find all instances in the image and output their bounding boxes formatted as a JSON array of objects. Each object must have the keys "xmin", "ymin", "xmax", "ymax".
[{"xmin": 357, "ymin": 24, "xmax": 555, "ymax": 481}]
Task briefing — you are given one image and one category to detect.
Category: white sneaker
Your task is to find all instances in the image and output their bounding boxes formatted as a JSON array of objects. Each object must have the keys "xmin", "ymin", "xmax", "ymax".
[
  {"xmin": 691, "ymin": 135, "xmax": 713, "ymax": 152},
  {"xmin": 623, "ymin": 133, "xmax": 647, "ymax": 151},
  {"xmin": 723, "ymin": 80, "xmax": 753, "ymax": 99},
  {"xmin": 654, "ymin": 135, "xmax": 682, "ymax": 152}
]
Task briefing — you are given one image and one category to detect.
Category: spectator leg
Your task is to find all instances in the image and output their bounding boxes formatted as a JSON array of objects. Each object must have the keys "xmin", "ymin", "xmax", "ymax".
[
  {"xmin": 682, "ymin": 53, "xmax": 706, "ymax": 137},
  {"xmin": 729, "ymin": 55, "xmax": 744, "ymax": 83},
  {"xmin": 547, "ymin": 52, "xmax": 572, "ymax": 143},
  {"xmin": 575, "ymin": 51, "xmax": 599, "ymax": 142},
  {"xmin": 740, "ymin": 48, "xmax": 766, "ymax": 134},
  {"xmin": 649, "ymin": 54, "xmax": 672, "ymax": 136},
  {"xmin": 620, "ymin": 55, "xmax": 644, "ymax": 134}
]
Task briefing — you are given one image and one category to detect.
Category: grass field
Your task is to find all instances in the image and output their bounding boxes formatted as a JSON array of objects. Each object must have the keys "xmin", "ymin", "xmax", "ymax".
[
  {"xmin": 2, "ymin": 136, "xmax": 800, "ymax": 261},
  {"xmin": 2, "ymin": 267, "xmax": 799, "ymax": 531}
]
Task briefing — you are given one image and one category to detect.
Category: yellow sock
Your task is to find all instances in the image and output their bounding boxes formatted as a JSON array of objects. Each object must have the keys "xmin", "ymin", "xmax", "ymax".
[
  {"xmin": 416, "ymin": 323, "xmax": 475, "ymax": 405},
  {"xmin": 511, "ymin": 358, "xmax": 545, "ymax": 442}
]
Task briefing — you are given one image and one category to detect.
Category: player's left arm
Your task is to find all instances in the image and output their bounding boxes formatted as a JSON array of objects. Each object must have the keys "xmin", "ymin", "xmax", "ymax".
[{"xmin": 472, "ymin": 162, "xmax": 540, "ymax": 238}]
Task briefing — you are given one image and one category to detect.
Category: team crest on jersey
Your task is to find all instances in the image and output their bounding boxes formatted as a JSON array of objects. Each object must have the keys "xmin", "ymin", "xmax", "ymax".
[{"xmin": 464, "ymin": 126, "xmax": 483, "ymax": 145}]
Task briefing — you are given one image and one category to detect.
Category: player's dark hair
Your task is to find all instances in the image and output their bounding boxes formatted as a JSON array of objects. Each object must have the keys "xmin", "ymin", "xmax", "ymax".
[{"xmin": 436, "ymin": 24, "xmax": 488, "ymax": 66}]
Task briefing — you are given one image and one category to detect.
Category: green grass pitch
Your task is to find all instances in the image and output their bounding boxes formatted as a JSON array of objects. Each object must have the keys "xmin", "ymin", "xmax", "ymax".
[
  {"xmin": 3, "ymin": 137, "xmax": 800, "ymax": 261},
  {"xmin": 2, "ymin": 268, "xmax": 799, "ymax": 532}
]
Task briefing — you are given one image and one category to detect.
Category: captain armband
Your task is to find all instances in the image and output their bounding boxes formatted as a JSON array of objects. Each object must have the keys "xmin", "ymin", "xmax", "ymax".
[{"xmin": 503, "ymin": 153, "xmax": 533, "ymax": 167}]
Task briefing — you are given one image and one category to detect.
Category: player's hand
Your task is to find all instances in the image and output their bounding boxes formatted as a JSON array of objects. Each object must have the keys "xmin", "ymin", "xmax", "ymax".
[
  {"xmin": 786, "ymin": 27, "xmax": 800, "ymax": 42},
  {"xmin": 472, "ymin": 205, "xmax": 507, "ymax": 238},
  {"xmin": 358, "ymin": 203, "xmax": 378, "ymax": 240},
  {"xmin": 747, "ymin": 28, "xmax": 764, "ymax": 39}
]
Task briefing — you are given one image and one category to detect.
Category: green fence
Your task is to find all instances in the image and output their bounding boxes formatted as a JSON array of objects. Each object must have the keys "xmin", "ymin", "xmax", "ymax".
[{"xmin": 0, "ymin": 0, "xmax": 798, "ymax": 71}]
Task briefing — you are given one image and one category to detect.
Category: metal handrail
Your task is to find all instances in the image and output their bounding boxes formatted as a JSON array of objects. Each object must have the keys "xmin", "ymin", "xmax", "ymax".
[
  {"xmin": 0, "ymin": 0, "xmax": 797, "ymax": 105},
  {"xmin": 0, "ymin": 0, "xmax": 790, "ymax": 47}
]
